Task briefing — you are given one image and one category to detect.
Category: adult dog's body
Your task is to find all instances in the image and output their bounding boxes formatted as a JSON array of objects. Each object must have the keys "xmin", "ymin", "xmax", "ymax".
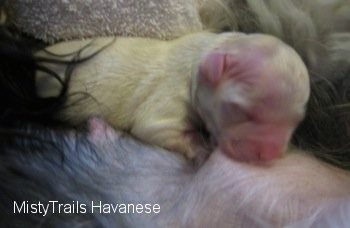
[{"xmin": 1, "ymin": 0, "xmax": 350, "ymax": 226}]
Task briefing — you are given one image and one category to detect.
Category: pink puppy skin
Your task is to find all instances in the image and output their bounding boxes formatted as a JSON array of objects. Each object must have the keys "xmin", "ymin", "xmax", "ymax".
[{"xmin": 194, "ymin": 34, "xmax": 310, "ymax": 162}]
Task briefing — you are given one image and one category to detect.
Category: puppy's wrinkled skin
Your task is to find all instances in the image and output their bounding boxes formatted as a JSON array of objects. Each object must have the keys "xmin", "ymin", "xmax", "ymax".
[
  {"xmin": 37, "ymin": 32, "xmax": 309, "ymax": 162},
  {"xmin": 0, "ymin": 118, "xmax": 349, "ymax": 228}
]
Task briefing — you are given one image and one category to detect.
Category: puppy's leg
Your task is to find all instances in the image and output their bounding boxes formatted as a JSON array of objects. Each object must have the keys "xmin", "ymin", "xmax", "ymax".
[{"xmin": 192, "ymin": 34, "xmax": 310, "ymax": 162}]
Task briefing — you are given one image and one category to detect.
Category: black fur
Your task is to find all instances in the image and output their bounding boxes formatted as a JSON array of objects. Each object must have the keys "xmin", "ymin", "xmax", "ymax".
[
  {"xmin": 293, "ymin": 66, "xmax": 350, "ymax": 169},
  {"xmin": 0, "ymin": 25, "xmax": 69, "ymax": 127}
]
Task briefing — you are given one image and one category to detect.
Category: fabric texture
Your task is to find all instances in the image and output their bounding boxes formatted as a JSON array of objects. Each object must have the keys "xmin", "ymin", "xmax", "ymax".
[{"xmin": 4, "ymin": 0, "xmax": 202, "ymax": 42}]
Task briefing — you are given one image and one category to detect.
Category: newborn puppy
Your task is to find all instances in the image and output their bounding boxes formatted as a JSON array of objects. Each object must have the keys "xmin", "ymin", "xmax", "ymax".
[
  {"xmin": 1, "ymin": 24, "xmax": 349, "ymax": 228},
  {"xmin": 36, "ymin": 32, "xmax": 310, "ymax": 162}
]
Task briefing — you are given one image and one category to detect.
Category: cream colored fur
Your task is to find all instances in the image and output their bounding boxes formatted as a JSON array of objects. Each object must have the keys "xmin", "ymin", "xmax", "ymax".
[{"xmin": 36, "ymin": 32, "xmax": 309, "ymax": 159}]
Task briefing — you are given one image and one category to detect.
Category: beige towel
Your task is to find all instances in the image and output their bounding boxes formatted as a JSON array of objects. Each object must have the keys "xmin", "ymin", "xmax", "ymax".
[{"xmin": 4, "ymin": 0, "xmax": 202, "ymax": 43}]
